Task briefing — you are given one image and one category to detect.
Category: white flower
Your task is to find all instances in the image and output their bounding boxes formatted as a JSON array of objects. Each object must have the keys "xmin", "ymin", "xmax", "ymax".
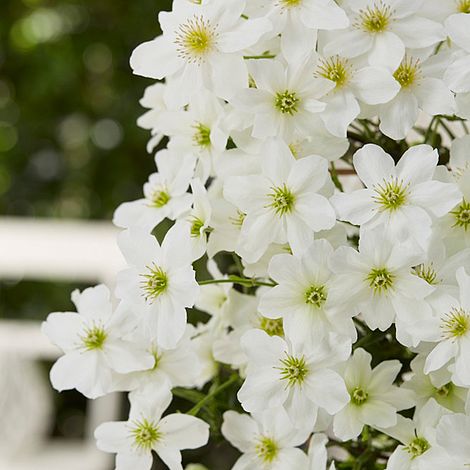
[
  {"xmin": 382, "ymin": 399, "xmax": 444, "ymax": 470},
  {"xmin": 221, "ymin": 409, "xmax": 310, "ymax": 469},
  {"xmin": 402, "ymin": 354, "xmax": 467, "ymax": 413},
  {"xmin": 258, "ymin": 239, "xmax": 356, "ymax": 344},
  {"xmin": 377, "ymin": 55, "xmax": 455, "ymax": 140},
  {"xmin": 328, "ymin": 228, "xmax": 434, "ymax": 340},
  {"xmin": 423, "ymin": 267, "xmax": 470, "ymax": 387},
  {"xmin": 232, "ymin": 57, "xmax": 331, "ymax": 141},
  {"xmin": 116, "ymin": 224, "xmax": 199, "ymax": 349},
  {"xmin": 237, "ymin": 329, "xmax": 350, "ymax": 427},
  {"xmin": 113, "ymin": 150, "xmax": 195, "ymax": 232},
  {"xmin": 42, "ymin": 285, "xmax": 154, "ymax": 399},
  {"xmin": 331, "ymin": 144, "xmax": 462, "ymax": 250},
  {"xmin": 333, "ymin": 348, "xmax": 415, "ymax": 441},
  {"xmin": 130, "ymin": 0, "xmax": 272, "ymax": 105},
  {"xmin": 250, "ymin": 0, "xmax": 349, "ymax": 64},
  {"xmin": 323, "ymin": 0, "xmax": 445, "ymax": 71},
  {"xmin": 224, "ymin": 139, "xmax": 336, "ymax": 262},
  {"xmin": 315, "ymin": 54, "xmax": 400, "ymax": 137},
  {"xmin": 95, "ymin": 382, "xmax": 209, "ymax": 470}
]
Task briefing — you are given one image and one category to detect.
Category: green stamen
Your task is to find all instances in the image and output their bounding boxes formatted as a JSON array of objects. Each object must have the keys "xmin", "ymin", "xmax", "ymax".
[
  {"xmin": 304, "ymin": 285, "xmax": 327, "ymax": 308},
  {"xmin": 130, "ymin": 419, "xmax": 162, "ymax": 450},
  {"xmin": 193, "ymin": 122, "xmax": 211, "ymax": 148},
  {"xmin": 414, "ymin": 264, "xmax": 439, "ymax": 285},
  {"xmin": 259, "ymin": 317, "xmax": 284, "ymax": 337},
  {"xmin": 373, "ymin": 178, "xmax": 408, "ymax": 211},
  {"xmin": 394, "ymin": 57, "xmax": 420, "ymax": 88},
  {"xmin": 268, "ymin": 184, "xmax": 295, "ymax": 216},
  {"xmin": 441, "ymin": 307, "xmax": 469, "ymax": 338},
  {"xmin": 358, "ymin": 3, "xmax": 392, "ymax": 33},
  {"xmin": 151, "ymin": 190, "xmax": 170, "ymax": 208},
  {"xmin": 404, "ymin": 437, "xmax": 430, "ymax": 459},
  {"xmin": 366, "ymin": 267, "xmax": 395, "ymax": 293},
  {"xmin": 274, "ymin": 90, "xmax": 300, "ymax": 115},
  {"xmin": 141, "ymin": 263, "xmax": 169, "ymax": 302},
  {"xmin": 350, "ymin": 386, "xmax": 369, "ymax": 405},
  {"xmin": 256, "ymin": 436, "xmax": 279, "ymax": 463},
  {"xmin": 81, "ymin": 324, "xmax": 107, "ymax": 350},
  {"xmin": 317, "ymin": 56, "xmax": 351, "ymax": 88},
  {"xmin": 278, "ymin": 354, "xmax": 309, "ymax": 387},
  {"xmin": 451, "ymin": 199, "xmax": 470, "ymax": 231}
]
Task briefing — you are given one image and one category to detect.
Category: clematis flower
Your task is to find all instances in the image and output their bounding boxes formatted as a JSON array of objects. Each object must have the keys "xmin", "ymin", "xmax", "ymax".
[
  {"xmin": 224, "ymin": 139, "xmax": 336, "ymax": 262},
  {"xmin": 221, "ymin": 409, "xmax": 310, "ymax": 469},
  {"xmin": 115, "ymin": 224, "xmax": 199, "ymax": 349},
  {"xmin": 333, "ymin": 348, "xmax": 415, "ymax": 441},
  {"xmin": 331, "ymin": 144, "xmax": 462, "ymax": 250},
  {"xmin": 95, "ymin": 382, "xmax": 209, "ymax": 470},
  {"xmin": 130, "ymin": 0, "xmax": 272, "ymax": 106},
  {"xmin": 42, "ymin": 285, "xmax": 154, "ymax": 399},
  {"xmin": 237, "ymin": 329, "xmax": 350, "ymax": 427}
]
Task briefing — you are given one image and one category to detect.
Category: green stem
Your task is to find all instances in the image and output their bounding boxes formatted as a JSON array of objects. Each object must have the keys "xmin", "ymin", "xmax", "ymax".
[
  {"xmin": 243, "ymin": 54, "xmax": 276, "ymax": 59},
  {"xmin": 438, "ymin": 118, "xmax": 456, "ymax": 140},
  {"xmin": 199, "ymin": 276, "xmax": 277, "ymax": 288},
  {"xmin": 330, "ymin": 162, "xmax": 344, "ymax": 192},
  {"xmin": 187, "ymin": 374, "xmax": 239, "ymax": 416}
]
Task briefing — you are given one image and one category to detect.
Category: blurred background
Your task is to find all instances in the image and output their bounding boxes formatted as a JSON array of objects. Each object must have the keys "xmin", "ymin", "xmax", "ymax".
[{"xmin": 0, "ymin": 1, "xmax": 232, "ymax": 469}]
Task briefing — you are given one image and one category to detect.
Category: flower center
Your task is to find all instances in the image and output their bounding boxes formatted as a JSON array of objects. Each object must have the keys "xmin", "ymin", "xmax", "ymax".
[
  {"xmin": 141, "ymin": 263, "xmax": 169, "ymax": 303},
  {"xmin": 404, "ymin": 437, "xmax": 430, "ymax": 459},
  {"xmin": 441, "ymin": 307, "xmax": 470, "ymax": 339},
  {"xmin": 151, "ymin": 189, "xmax": 171, "ymax": 208},
  {"xmin": 414, "ymin": 264, "xmax": 439, "ymax": 285},
  {"xmin": 393, "ymin": 57, "xmax": 420, "ymax": 88},
  {"xmin": 259, "ymin": 316, "xmax": 284, "ymax": 337},
  {"xmin": 317, "ymin": 56, "xmax": 352, "ymax": 88},
  {"xmin": 81, "ymin": 324, "xmax": 107, "ymax": 350},
  {"xmin": 451, "ymin": 199, "xmax": 470, "ymax": 231},
  {"xmin": 350, "ymin": 386, "xmax": 369, "ymax": 405},
  {"xmin": 268, "ymin": 184, "xmax": 296, "ymax": 216},
  {"xmin": 304, "ymin": 285, "xmax": 327, "ymax": 308},
  {"xmin": 193, "ymin": 122, "xmax": 211, "ymax": 148},
  {"xmin": 190, "ymin": 216, "xmax": 205, "ymax": 237},
  {"xmin": 366, "ymin": 267, "xmax": 395, "ymax": 293},
  {"xmin": 278, "ymin": 353, "xmax": 309, "ymax": 387},
  {"xmin": 131, "ymin": 419, "xmax": 162, "ymax": 450},
  {"xmin": 457, "ymin": 0, "xmax": 470, "ymax": 13},
  {"xmin": 357, "ymin": 2, "xmax": 393, "ymax": 33},
  {"xmin": 255, "ymin": 436, "xmax": 279, "ymax": 463},
  {"xmin": 373, "ymin": 178, "xmax": 408, "ymax": 211},
  {"xmin": 175, "ymin": 16, "xmax": 217, "ymax": 63},
  {"xmin": 434, "ymin": 382, "xmax": 453, "ymax": 398},
  {"xmin": 274, "ymin": 90, "xmax": 300, "ymax": 115}
]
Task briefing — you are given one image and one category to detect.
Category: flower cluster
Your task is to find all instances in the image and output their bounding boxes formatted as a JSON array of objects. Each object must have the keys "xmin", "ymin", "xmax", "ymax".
[{"xmin": 43, "ymin": 1, "xmax": 470, "ymax": 469}]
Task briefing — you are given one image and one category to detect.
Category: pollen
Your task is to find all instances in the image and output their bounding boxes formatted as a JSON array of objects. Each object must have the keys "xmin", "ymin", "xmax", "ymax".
[
  {"xmin": 175, "ymin": 16, "xmax": 217, "ymax": 64},
  {"xmin": 268, "ymin": 184, "xmax": 296, "ymax": 216},
  {"xmin": 451, "ymin": 199, "xmax": 470, "ymax": 231},
  {"xmin": 357, "ymin": 2, "xmax": 393, "ymax": 33},
  {"xmin": 141, "ymin": 263, "xmax": 169, "ymax": 303},
  {"xmin": 278, "ymin": 353, "xmax": 309, "ymax": 387},
  {"xmin": 193, "ymin": 122, "xmax": 211, "ymax": 148},
  {"xmin": 404, "ymin": 437, "xmax": 430, "ymax": 459},
  {"xmin": 441, "ymin": 307, "xmax": 470, "ymax": 339},
  {"xmin": 304, "ymin": 284, "xmax": 327, "ymax": 308},
  {"xmin": 457, "ymin": 0, "xmax": 470, "ymax": 13},
  {"xmin": 373, "ymin": 177, "xmax": 408, "ymax": 211},
  {"xmin": 317, "ymin": 56, "xmax": 352, "ymax": 88},
  {"xmin": 274, "ymin": 90, "xmax": 300, "ymax": 115},
  {"xmin": 130, "ymin": 419, "xmax": 162, "ymax": 450},
  {"xmin": 393, "ymin": 57, "xmax": 421, "ymax": 88},
  {"xmin": 151, "ymin": 189, "xmax": 171, "ymax": 208},
  {"xmin": 350, "ymin": 386, "xmax": 369, "ymax": 405},
  {"xmin": 255, "ymin": 436, "xmax": 279, "ymax": 463},
  {"xmin": 81, "ymin": 324, "xmax": 107, "ymax": 350},
  {"xmin": 366, "ymin": 267, "xmax": 395, "ymax": 293}
]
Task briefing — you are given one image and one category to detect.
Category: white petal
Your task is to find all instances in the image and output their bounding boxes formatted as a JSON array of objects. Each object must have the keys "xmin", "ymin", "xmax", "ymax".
[
  {"xmin": 424, "ymin": 340, "xmax": 457, "ymax": 374},
  {"xmin": 330, "ymin": 189, "xmax": 375, "ymax": 225},
  {"xmin": 353, "ymin": 144, "xmax": 396, "ymax": 188},
  {"xmin": 158, "ymin": 414, "xmax": 210, "ymax": 449},
  {"xmin": 414, "ymin": 77, "xmax": 455, "ymax": 116},
  {"xmin": 368, "ymin": 32, "xmax": 405, "ymax": 71},
  {"xmin": 395, "ymin": 144, "xmax": 437, "ymax": 185},
  {"xmin": 379, "ymin": 91, "xmax": 418, "ymax": 140},
  {"xmin": 352, "ymin": 66, "xmax": 400, "ymax": 105},
  {"xmin": 221, "ymin": 411, "xmax": 258, "ymax": 453}
]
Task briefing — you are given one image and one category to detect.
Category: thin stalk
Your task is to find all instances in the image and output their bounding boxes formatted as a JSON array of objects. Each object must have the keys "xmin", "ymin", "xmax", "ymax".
[
  {"xmin": 330, "ymin": 162, "xmax": 344, "ymax": 192},
  {"xmin": 199, "ymin": 276, "xmax": 276, "ymax": 288}
]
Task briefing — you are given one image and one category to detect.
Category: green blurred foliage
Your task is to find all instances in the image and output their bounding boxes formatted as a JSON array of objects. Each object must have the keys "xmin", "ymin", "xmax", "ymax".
[
  {"xmin": 0, "ymin": 0, "xmax": 173, "ymax": 321},
  {"xmin": 0, "ymin": 0, "xmax": 172, "ymax": 219}
]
